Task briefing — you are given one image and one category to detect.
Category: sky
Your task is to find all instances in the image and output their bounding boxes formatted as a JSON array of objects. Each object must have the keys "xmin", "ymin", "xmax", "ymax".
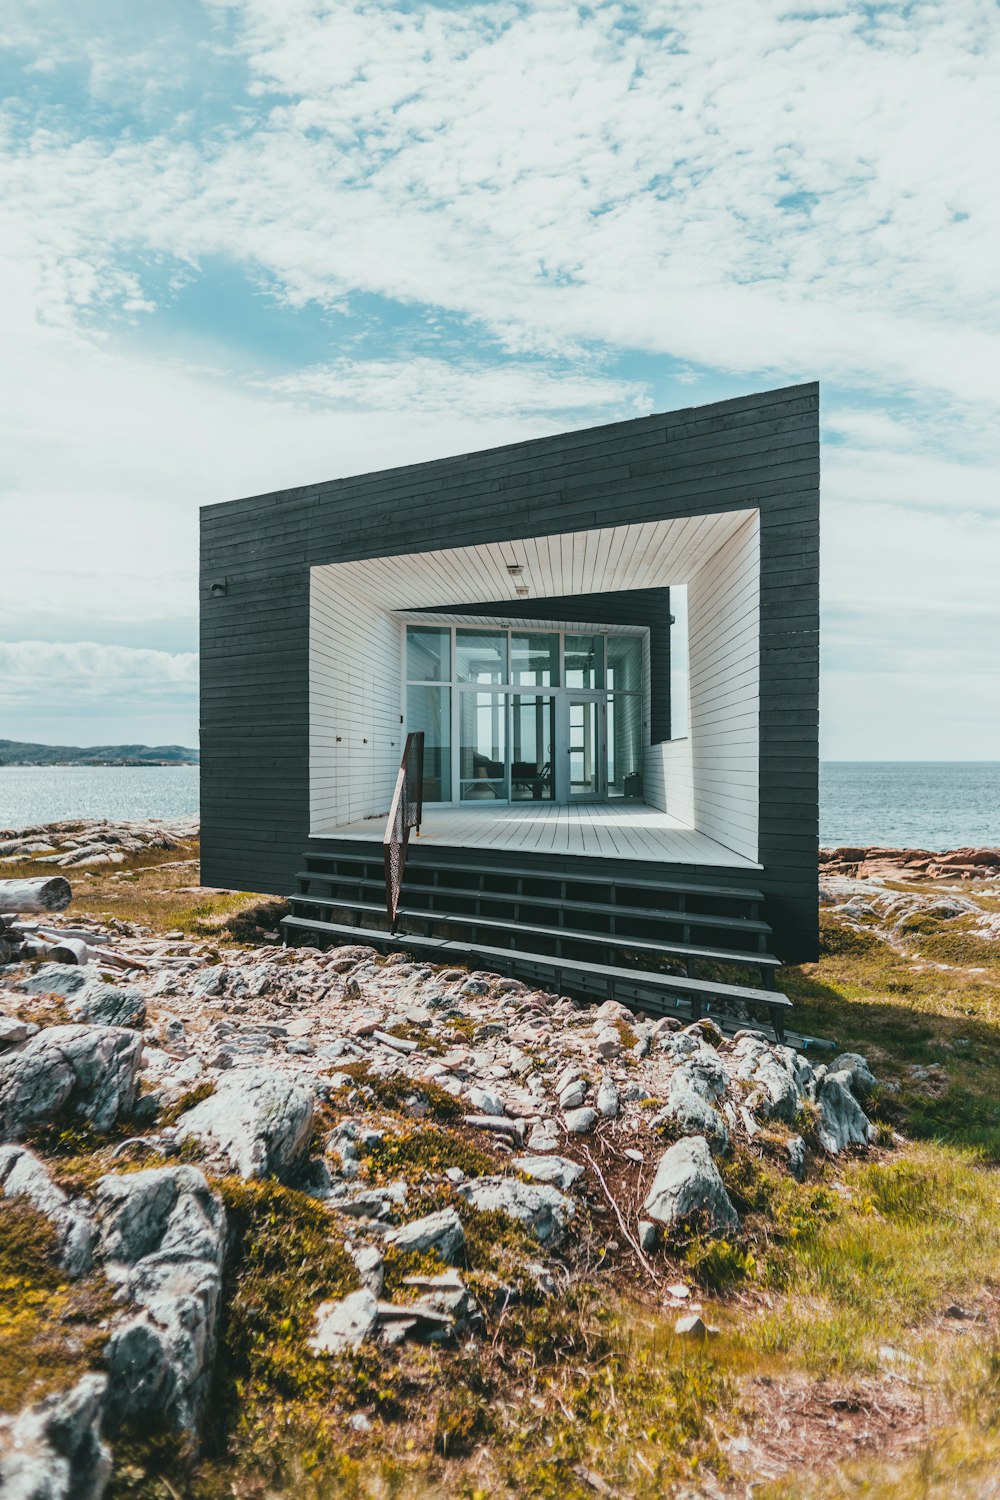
[{"xmin": 0, "ymin": 0, "xmax": 998, "ymax": 758}]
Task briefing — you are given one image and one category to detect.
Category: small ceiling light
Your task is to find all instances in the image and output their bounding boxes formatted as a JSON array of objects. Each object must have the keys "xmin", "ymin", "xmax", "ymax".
[
  {"xmin": 515, "ymin": 585, "xmax": 530, "ymax": 598},
  {"xmin": 506, "ymin": 563, "xmax": 523, "ymax": 577}
]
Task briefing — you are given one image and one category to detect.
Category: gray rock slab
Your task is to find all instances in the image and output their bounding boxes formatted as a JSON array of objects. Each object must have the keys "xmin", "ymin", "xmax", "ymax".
[
  {"xmin": 512, "ymin": 1154, "xmax": 585, "ymax": 1190},
  {"xmin": 97, "ymin": 1165, "xmax": 226, "ymax": 1437},
  {"xmin": 830, "ymin": 1052, "xmax": 877, "ymax": 1099},
  {"xmin": 176, "ymin": 1068, "xmax": 315, "ymax": 1181},
  {"xmin": 817, "ymin": 1073, "xmax": 876, "ymax": 1154},
  {"xmin": 0, "ymin": 1024, "xmax": 143, "ymax": 1138},
  {"xmin": 67, "ymin": 981, "xmax": 146, "ymax": 1030},
  {"xmin": 642, "ymin": 1136, "xmax": 739, "ymax": 1233},
  {"xmin": 662, "ymin": 1080, "xmax": 730, "ymax": 1151},
  {"xmin": 307, "ymin": 1288, "xmax": 379, "ymax": 1355},
  {"xmin": 0, "ymin": 1144, "xmax": 96, "ymax": 1276},
  {"xmin": 563, "ymin": 1106, "xmax": 597, "ymax": 1134},
  {"xmin": 455, "ymin": 1176, "xmax": 574, "ymax": 1245},
  {"xmin": 0, "ymin": 1373, "xmax": 110, "ymax": 1500},
  {"xmin": 387, "ymin": 1207, "xmax": 465, "ymax": 1264}
]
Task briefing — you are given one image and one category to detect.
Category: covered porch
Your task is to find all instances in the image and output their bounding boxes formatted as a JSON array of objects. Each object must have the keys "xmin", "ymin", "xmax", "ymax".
[{"xmin": 315, "ymin": 799, "xmax": 761, "ymax": 869}]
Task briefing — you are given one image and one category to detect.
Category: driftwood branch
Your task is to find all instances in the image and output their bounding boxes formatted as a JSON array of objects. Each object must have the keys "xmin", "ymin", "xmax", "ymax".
[{"xmin": 0, "ymin": 876, "xmax": 72, "ymax": 915}]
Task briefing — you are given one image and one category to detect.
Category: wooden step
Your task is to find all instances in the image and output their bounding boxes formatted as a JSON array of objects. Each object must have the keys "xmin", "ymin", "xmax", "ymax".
[
  {"xmin": 303, "ymin": 854, "xmax": 765, "ymax": 905},
  {"xmin": 280, "ymin": 914, "xmax": 791, "ymax": 1041},
  {"xmin": 288, "ymin": 893, "xmax": 781, "ymax": 977},
  {"xmin": 296, "ymin": 872, "xmax": 772, "ymax": 939}
]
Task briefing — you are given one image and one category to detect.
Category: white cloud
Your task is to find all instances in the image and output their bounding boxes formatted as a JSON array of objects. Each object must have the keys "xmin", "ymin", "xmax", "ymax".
[{"xmin": 0, "ymin": 642, "xmax": 198, "ymax": 706}]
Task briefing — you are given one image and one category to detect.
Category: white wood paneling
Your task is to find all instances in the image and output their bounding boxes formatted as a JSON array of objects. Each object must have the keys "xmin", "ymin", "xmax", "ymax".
[
  {"xmin": 685, "ymin": 513, "xmax": 760, "ymax": 861},
  {"xmin": 309, "ymin": 508, "xmax": 760, "ymax": 850}
]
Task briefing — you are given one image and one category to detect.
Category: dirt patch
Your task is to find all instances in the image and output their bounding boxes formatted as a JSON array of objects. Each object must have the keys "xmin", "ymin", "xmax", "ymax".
[{"xmin": 730, "ymin": 1373, "xmax": 938, "ymax": 1488}]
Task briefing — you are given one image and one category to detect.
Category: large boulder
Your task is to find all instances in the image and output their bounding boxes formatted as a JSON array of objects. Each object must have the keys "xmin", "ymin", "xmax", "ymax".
[
  {"xmin": 0, "ymin": 1145, "xmax": 96, "ymax": 1276},
  {"xmin": 731, "ymin": 1035, "xmax": 810, "ymax": 1124},
  {"xmin": 96, "ymin": 1166, "xmax": 226, "ymax": 1437},
  {"xmin": 455, "ymin": 1176, "xmax": 575, "ymax": 1246},
  {"xmin": 642, "ymin": 1136, "xmax": 739, "ymax": 1233},
  {"xmin": 659, "ymin": 1084, "xmax": 729, "ymax": 1152},
  {"xmin": 0, "ymin": 1025, "xmax": 143, "ymax": 1139},
  {"xmin": 0, "ymin": 1372, "xmax": 110, "ymax": 1500},
  {"xmin": 68, "ymin": 983, "xmax": 146, "ymax": 1031},
  {"xmin": 830, "ymin": 1052, "xmax": 877, "ymax": 1100},
  {"xmin": 175, "ymin": 1068, "xmax": 314, "ymax": 1181}
]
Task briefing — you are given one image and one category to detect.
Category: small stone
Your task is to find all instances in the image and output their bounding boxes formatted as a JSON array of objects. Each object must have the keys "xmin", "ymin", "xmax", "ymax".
[
  {"xmin": 594, "ymin": 1026, "xmax": 622, "ymax": 1059},
  {"xmin": 558, "ymin": 1079, "xmax": 588, "ymax": 1110},
  {"xmin": 666, "ymin": 1282, "xmax": 691, "ymax": 1300},
  {"xmin": 624, "ymin": 1148, "xmax": 644, "ymax": 1163},
  {"xmin": 642, "ymin": 1136, "xmax": 739, "ymax": 1232},
  {"xmin": 563, "ymin": 1107, "xmax": 597, "ymax": 1134},
  {"xmin": 0, "ymin": 1015, "xmax": 30, "ymax": 1046},
  {"xmin": 596, "ymin": 1077, "xmax": 619, "ymax": 1118},
  {"xmin": 637, "ymin": 1219, "xmax": 658, "ymax": 1252},
  {"xmin": 466, "ymin": 1086, "xmax": 505, "ymax": 1117},
  {"xmin": 786, "ymin": 1134, "xmax": 807, "ymax": 1180},
  {"xmin": 351, "ymin": 1246, "xmax": 384, "ymax": 1295},
  {"xmin": 675, "ymin": 1314, "xmax": 709, "ymax": 1339},
  {"xmin": 455, "ymin": 1177, "xmax": 574, "ymax": 1245}
]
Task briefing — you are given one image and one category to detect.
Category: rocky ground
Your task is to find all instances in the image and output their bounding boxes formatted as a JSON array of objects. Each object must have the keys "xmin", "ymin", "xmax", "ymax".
[{"xmin": 1, "ymin": 829, "xmax": 1000, "ymax": 1499}]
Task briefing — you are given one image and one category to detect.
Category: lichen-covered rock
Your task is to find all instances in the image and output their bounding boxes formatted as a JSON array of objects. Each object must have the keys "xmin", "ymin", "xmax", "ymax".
[
  {"xmin": 0, "ymin": 1025, "xmax": 143, "ymax": 1139},
  {"xmin": 0, "ymin": 1145, "xmax": 96, "ymax": 1276},
  {"xmin": 456, "ymin": 1176, "xmax": 575, "ymax": 1245},
  {"xmin": 96, "ymin": 1165, "xmax": 226, "ymax": 1436},
  {"xmin": 642, "ymin": 1136, "xmax": 739, "ymax": 1232},
  {"xmin": 175, "ymin": 1068, "xmax": 315, "ymax": 1181},
  {"xmin": 387, "ymin": 1207, "xmax": 465, "ymax": 1263},
  {"xmin": 14, "ymin": 963, "xmax": 93, "ymax": 1001},
  {"xmin": 816, "ymin": 1072, "xmax": 877, "ymax": 1154},
  {"xmin": 0, "ymin": 1372, "xmax": 111, "ymax": 1500}
]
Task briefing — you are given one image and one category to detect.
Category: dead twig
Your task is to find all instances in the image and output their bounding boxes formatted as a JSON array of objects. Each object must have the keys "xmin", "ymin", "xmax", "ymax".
[{"xmin": 583, "ymin": 1147, "xmax": 660, "ymax": 1283}]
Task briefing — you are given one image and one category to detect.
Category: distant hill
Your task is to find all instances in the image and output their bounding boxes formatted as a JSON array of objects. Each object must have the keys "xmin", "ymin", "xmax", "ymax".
[{"xmin": 0, "ymin": 739, "xmax": 199, "ymax": 767}]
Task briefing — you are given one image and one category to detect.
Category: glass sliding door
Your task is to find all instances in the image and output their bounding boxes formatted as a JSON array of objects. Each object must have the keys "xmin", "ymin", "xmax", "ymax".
[
  {"xmin": 566, "ymin": 695, "xmax": 606, "ymax": 800},
  {"xmin": 459, "ymin": 690, "xmax": 507, "ymax": 801},
  {"xmin": 511, "ymin": 693, "xmax": 555, "ymax": 800}
]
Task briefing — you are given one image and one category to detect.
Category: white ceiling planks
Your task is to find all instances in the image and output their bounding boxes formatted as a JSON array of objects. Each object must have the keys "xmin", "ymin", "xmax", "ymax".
[{"xmin": 313, "ymin": 508, "xmax": 756, "ymax": 611}]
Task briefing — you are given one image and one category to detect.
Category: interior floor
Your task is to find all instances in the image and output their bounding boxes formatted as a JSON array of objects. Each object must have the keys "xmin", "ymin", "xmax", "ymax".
[{"xmin": 314, "ymin": 801, "xmax": 761, "ymax": 869}]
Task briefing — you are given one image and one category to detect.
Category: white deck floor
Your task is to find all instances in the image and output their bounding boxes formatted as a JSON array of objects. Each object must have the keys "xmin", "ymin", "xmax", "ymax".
[{"xmin": 317, "ymin": 802, "xmax": 761, "ymax": 870}]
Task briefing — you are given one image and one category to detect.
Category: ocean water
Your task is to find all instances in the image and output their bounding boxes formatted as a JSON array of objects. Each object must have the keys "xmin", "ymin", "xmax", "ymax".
[
  {"xmin": 820, "ymin": 762, "xmax": 1000, "ymax": 850},
  {"xmin": 1, "ymin": 761, "xmax": 997, "ymax": 850},
  {"xmin": 0, "ymin": 765, "xmax": 200, "ymax": 832}
]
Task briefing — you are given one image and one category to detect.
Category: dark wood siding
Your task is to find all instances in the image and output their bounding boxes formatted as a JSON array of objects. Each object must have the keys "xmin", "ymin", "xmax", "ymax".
[{"xmin": 200, "ymin": 382, "xmax": 819, "ymax": 959}]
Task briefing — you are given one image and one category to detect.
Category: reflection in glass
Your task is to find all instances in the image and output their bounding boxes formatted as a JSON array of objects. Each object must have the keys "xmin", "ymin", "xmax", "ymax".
[
  {"xmin": 406, "ymin": 626, "xmax": 450, "ymax": 683},
  {"xmin": 607, "ymin": 693, "xmax": 643, "ymax": 799},
  {"xmin": 669, "ymin": 586, "xmax": 689, "ymax": 738},
  {"xmin": 564, "ymin": 634, "xmax": 604, "ymax": 689},
  {"xmin": 511, "ymin": 694, "xmax": 555, "ymax": 800},
  {"xmin": 456, "ymin": 630, "xmax": 507, "ymax": 684},
  {"xmin": 511, "ymin": 632, "xmax": 559, "ymax": 687},
  {"xmin": 460, "ymin": 691, "xmax": 506, "ymax": 800},
  {"xmin": 406, "ymin": 685, "xmax": 451, "ymax": 801},
  {"xmin": 607, "ymin": 635, "xmax": 642, "ymax": 693}
]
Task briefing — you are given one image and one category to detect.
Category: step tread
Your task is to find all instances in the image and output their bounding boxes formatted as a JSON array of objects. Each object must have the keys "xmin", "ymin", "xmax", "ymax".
[
  {"xmin": 302, "ymin": 855, "xmax": 764, "ymax": 903},
  {"xmin": 280, "ymin": 915, "xmax": 791, "ymax": 1009},
  {"xmin": 288, "ymin": 893, "xmax": 781, "ymax": 969},
  {"xmin": 295, "ymin": 873, "xmax": 771, "ymax": 935}
]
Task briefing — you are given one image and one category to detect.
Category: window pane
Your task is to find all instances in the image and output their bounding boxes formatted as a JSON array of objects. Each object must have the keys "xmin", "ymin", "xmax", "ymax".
[
  {"xmin": 456, "ymin": 630, "xmax": 507, "ymax": 684},
  {"xmin": 607, "ymin": 693, "xmax": 643, "ymax": 799},
  {"xmin": 565, "ymin": 634, "xmax": 604, "ymax": 689},
  {"xmin": 511, "ymin": 632, "xmax": 559, "ymax": 687},
  {"xmin": 607, "ymin": 635, "xmax": 642, "ymax": 692},
  {"xmin": 459, "ymin": 690, "xmax": 506, "ymax": 799},
  {"xmin": 406, "ymin": 625, "xmax": 450, "ymax": 683},
  {"xmin": 406, "ymin": 685, "xmax": 451, "ymax": 801},
  {"xmin": 511, "ymin": 694, "xmax": 555, "ymax": 801}
]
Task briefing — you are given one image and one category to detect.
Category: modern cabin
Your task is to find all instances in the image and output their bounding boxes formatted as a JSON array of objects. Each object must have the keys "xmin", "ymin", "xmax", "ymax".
[{"xmin": 200, "ymin": 383, "xmax": 819, "ymax": 1036}]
